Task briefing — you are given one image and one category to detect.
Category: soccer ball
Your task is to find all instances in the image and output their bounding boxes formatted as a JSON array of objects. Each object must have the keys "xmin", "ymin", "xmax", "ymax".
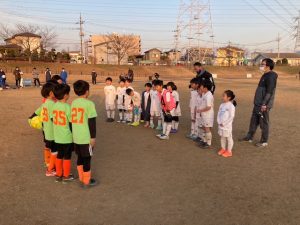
[{"xmin": 29, "ymin": 116, "xmax": 43, "ymax": 130}]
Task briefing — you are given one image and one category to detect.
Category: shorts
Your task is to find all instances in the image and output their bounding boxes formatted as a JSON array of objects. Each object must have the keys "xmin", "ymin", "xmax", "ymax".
[
  {"xmin": 105, "ymin": 104, "xmax": 115, "ymax": 110},
  {"xmin": 150, "ymin": 111, "xmax": 161, "ymax": 117},
  {"xmin": 202, "ymin": 117, "xmax": 214, "ymax": 128},
  {"xmin": 74, "ymin": 144, "xmax": 93, "ymax": 158},
  {"xmin": 196, "ymin": 118, "xmax": 203, "ymax": 127},
  {"xmin": 218, "ymin": 129, "xmax": 232, "ymax": 138},
  {"xmin": 133, "ymin": 107, "xmax": 140, "ymax": 115},
  {"xmin": 163, "ymin": 109, "xmax": 175, "ymax": 123},
  {"xmin": 44, "ymin": 140, "xmax": 56, "ymax": 153},
  {"xmin": 54, "ymin": 143, "xmax": 74, "ymax": 152},
  {"xmin": 117, "ymin": 104, "xmax": 125, "ymax": 110}
]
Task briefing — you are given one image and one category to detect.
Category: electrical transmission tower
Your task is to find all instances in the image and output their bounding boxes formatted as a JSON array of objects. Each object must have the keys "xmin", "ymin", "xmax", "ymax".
[
  {"xmin": 173, "ymin": 0, "xmax": 214, "ymax": 65},
  {"xmin": 295, "ymin": 11, "xmax": 300, "ymax": 53},
  {"xmin": 76, "ymin": 13, "xmax": 85, "ymax": 63}
]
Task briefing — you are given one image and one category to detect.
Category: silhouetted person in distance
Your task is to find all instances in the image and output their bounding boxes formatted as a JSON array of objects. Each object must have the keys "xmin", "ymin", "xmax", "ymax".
[
  {"xmin": 91, "ymin": 69, "xmax": 97, "ymax": 85},
  {"xmin": 45, "ymin": 68, "xmax": 52, "ymax": 82},
  {"xmin": 13, "ymin": 67, "xmax": 21, "ymax": 88},
  {"xmin": 240, "ymin": 58, "xmax": 278, "ymax": 148},
  {"xmin": 60, "ymin": 68, "xmax": 68, "ymax": 84}
]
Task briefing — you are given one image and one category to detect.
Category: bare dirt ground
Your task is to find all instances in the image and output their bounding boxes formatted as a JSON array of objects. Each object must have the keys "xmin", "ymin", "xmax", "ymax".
[{"xmin": 0, "ymin": 75, "xmax": 299, "ymax": 225}]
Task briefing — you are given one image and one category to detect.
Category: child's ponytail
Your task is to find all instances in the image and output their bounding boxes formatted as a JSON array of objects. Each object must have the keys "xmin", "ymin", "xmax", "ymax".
[{"xmin": 224, "ymin": 90, "xmax": 237, "ymax": 107}]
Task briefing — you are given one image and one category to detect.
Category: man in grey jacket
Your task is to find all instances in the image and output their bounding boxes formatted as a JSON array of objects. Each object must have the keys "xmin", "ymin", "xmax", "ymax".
[{"xmin": 240, "ymin": 58, "xmax": 278, "ymax": 147}]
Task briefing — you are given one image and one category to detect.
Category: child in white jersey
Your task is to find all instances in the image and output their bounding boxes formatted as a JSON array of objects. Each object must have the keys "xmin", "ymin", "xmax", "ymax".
[
  {"xmin": 197, "ymin": 80, "xmax": 214, "ymax": 148},
  {"xmin": 116, "ymin": 78, "xmax": 126, "ymax": 122},
  {"xmin": 150, "ymin": 80, "xmax": 163, "ymax": 130},
  {"xmin": 195, "ymin": 86, "xmax": 205, "ymax": 144},
  {"xmin": 217, "ymin": 90, "xmax": 236, "ymax": 158},
  {"xmin": 124, "ymin": 78, "xmax": 134, "ymax": 124},
  {"xmin": 141, "ymin": 83, "xmax": 152, "ymax": 128},
  {"xmin": 186, "ymin": 78, "xmax": 200, "ymax": 140},
  {"xmin": 126, "ymin": 88, "xmax": 141, "ymax": 127},
  {"xmin": 104, "ymin": 77, "xmax": 116, "ymax": 122}
]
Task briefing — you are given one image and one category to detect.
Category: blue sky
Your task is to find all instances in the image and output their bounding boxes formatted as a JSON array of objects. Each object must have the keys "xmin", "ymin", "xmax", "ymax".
[{"xmin": 1, "ymin": 0, "xmax": 299, "ymax": 53}]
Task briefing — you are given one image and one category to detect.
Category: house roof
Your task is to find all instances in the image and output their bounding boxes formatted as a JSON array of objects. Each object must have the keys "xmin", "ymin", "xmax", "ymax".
[
  {"xmin": 5, "ymin": 32, "xmax": 41, "ymax": 41},
  {"xmin": 218, "ymin": 45, "xmax": 244, "ymax": 52},
  {"xmin": 258, "ymin": 52, "xmax": 300, "ymax": 59},
  {"xmin": 0, "ymin": 44, "xmax": 22, "ymax": 49},
  {"xmin": 144, "ymin": 48, "xmax": 161, "ymax": 53},
  {"xmin": 165, "ymin": 49, "xmax": 181, "ymax": 53}
]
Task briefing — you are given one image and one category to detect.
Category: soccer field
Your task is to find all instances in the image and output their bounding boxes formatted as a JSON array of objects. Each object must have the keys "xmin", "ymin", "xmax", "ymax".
[{"xmin": 0, "ymin": 76, "xmax": 299, "ymax": 225}]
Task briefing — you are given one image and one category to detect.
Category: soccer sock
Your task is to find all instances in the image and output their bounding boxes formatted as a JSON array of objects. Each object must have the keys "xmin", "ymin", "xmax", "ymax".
[
  {"xmin": 166, "ymin": 123, "xmax": 172, "ymax": 136},
  {"xmin": 111, "ymin": 110, "xmax": 115, "ymax": 119},
  {"xmin": 44, "ymin": 148, "xmax": 51, "ymax": 165},
  {"xmin": 55, "ymin": 158, "xmax": 63, "ymax": 177},
  {"xmin": 198, "ymin": 127, "xmax": 203, "ymax": 139},
  {"xmin": 206, "ymin": 132, "xmax": 212, "ymax": 146},
  {"xmin": 150, "ymin": 117, "xmax": 154, "ymax": 126},
  {"xmin": 77, "ymin": 165, "xmax": 83, "ymax": 182},
  {"xmin": 220, "ymin": 136, "xmax": 227, "ymax": 149},
  {"xmin": 128, "ymin": 113, "xmax": 133, "ymax": 122},
  {"xmin": 175, "ymin": 122, "xmax": 179, "ymax": 130},
  {"xmin": 158, "ymin": 119, "xmax": 162, "ymax": 127},
  {"xmin": 119, "ymin": 112, "xmax": 123, "ymax": 121},
  {"xmin": 83, "ymin": 171, "xmax": 91, "ymax": 185},
  {"xmin": 171, "ymin": 121, "xmax": 175, "ymax": 129},
  {"xmin": 191, "ymin": 121, "xmax": 195, "ymax": 135},
  {"xmin": 135, "ymin": 115, "xmax": 140, "ymax": 122},
  {"xmin": 48, "ymin": 153, "xmax": 57, "ymax": 172},
  {"xmin": 63, "ymin": 160, "xmax": 71, "ymax": 178},
  {"xmin": 227, "ymin": 136, "xmax": 234, "ymax": 152},
  {"xmin": 163, "ymin": 122, "xmax": 167, "ymax": 134},
  {"xmin": 106, "ymin": 110, "xmax": 110, "ymax": 118}
]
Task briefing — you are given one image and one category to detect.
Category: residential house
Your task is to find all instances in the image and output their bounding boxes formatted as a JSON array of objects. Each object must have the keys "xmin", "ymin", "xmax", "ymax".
[
  {"xmin": 84, "ymin": 34, "xmax": 141, "ymax": 64},
  {"xmin": 4, "ymin": 32, "xmax": 42, "ymax": 53},
  {"xmin": 184, "ymin": 47, "xmax": 214, "ymax": 65},
  {"xmin": 163, "ymin": 49, "xmax": 181, "ymax": 64},
  {"xmin": 144, "ymin": 48, "xmax": 162, "ymax": 63},
  {"xmin": 252, "ymin": 52, "xmax": 300, "ymax": 66},
  {"xmin": 216, "ymin": 45, "xmax": 245, "ymax": 66}
]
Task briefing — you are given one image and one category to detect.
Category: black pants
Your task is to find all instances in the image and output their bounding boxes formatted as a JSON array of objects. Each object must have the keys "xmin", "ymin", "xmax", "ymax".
[
  {"xmin": 92, "ymin": 77, "xmax": 97, "ymax": 84},
  {"xmin": 15, "ymin": 78, "xmax": 21, "ymax": 87},
  {"xmin": 246, "ymin": 106, "xmax": 270, "ymax": 143},
  {"xmin": 75, "ymin": 144, "xmax": 92, "ymax": 172},
  {"xmin": 56, "ymin": 143, "xmax": 73, "ymax": 160},
  {"xmin": 34, "ymin": 78, "xmax": 40, "ymax": 86}
]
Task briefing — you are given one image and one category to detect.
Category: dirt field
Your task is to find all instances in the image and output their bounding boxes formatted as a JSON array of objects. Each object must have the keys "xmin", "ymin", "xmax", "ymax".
[{"xmin": 0, "ymin": 75, "xmax": 299, "ymax": 225}]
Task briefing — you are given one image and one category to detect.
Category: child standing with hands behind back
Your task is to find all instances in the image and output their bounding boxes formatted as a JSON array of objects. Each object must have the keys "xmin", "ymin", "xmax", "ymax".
[{"xmin": 217, "ymin": 90, "xmax": 236, "ymax": 158}]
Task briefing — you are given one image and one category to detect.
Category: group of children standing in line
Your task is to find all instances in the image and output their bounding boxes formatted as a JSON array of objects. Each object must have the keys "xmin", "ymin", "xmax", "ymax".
[
  {"xmin": 104, "ymin": 77, "xmax": 182, "ymax": 140},
  {"xmin": 27, "ymin": 73, "xmax": 237, "ymax": 189},
  {"xmin": 29, "ymin": 77, "xmax": 98, "ymax": 188},
  {"xmin": 104, "ymin": 76, "xmax": 237, "ymax": 158}
]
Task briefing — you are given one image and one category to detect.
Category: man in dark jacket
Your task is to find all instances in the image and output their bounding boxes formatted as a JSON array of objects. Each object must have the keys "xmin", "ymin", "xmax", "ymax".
[
  {"xmin": 194, "ymin": 62, "xmax": 215, "ymax": 94},
  {"xmin": 240, "ymin": 58, "xmax": 278, "ymax": 147},
  {"xmin": 45, "ymin": 68, "xmax": 51, "ymax": 82},
  {"xmin": 13, "ymin": 67, "xmax": 21, "ymax": 88},
  {"xmin": 91, "ymin": 70, "xmax": 97, "ymax": 85}
]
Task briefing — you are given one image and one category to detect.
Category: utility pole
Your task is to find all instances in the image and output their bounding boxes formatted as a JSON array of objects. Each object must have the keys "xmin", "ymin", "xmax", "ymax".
[
  {"xmin": 277, "ymin": 33, "xmax": 281, "ymax": 60},
  {"xmin": 295, "ymin": 10, "xmax": 300, "ymax": 53},
  {"xmin": 76, "ymin": 13, "xmax": 85, "ymax": 63}
]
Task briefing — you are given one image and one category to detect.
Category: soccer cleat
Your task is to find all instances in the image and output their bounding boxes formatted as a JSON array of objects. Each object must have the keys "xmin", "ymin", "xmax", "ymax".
[
  {"xmin": 170, "ymin": 129, "xmax": 177, "ymax": 134},
  {"xmin": 121, "ymin": 120, "xmax": 126, "ymax": 123},
  {"xmin": 117, "ymin": 120, "xmax": 121, "ymax": 123},
  {"xmin": 191, "ymin": 134, "xmax": 198, "ymax": 141},
  {"xmin": 82, "ymin": 178, "xmax": 98, "ymax": 189},
  {"xmin": 199, "ymin": 142, "xmax": 210, "ymax": 149},
  {"xmin": 222, "ymin": 151, "xmax": 233, "ymax": 158},
  {"xmin": 106, "ymin": 118, "xmax": 110, "ymax": 122},
  {"xmin": 156, "ymin": 125, "xmax": 163, "ymax": 131},
  {"xmin": 131, "ymin": 122, "xmax": 140, "ymax": 127},
  {"xmin": 144, "ymin": 124, "xmax": 150, "ymax": 128},
  {"xmin": 159, "ymin": 134, "xmax": 169, "ymax": 140},
  {"xmin": 149, "ymin": 123, "xmax": 155, "ymax": 129},
  {"xmin": 193, "ymin": 137, "xmax": 203, "ymax": 143},
  {"xmin": 255, "ymin": 142, "xmax": 268, "ymax": 148},
  {"xmin": 218, "ymin": 149, "xmax": 226, "ymax": 156},
  {"xmin": 55, "ymin": 176, "xmax": 63, "ymax": 183},
  {"xmin": 156, "ymin": 133, "xmax": 163, "ymax": 138},
  {"xmin": 186, "ymin": 134, "xmax": 193, "ymax": 139},
  {"xmin": 238, "ymin": 137, "xmax": 253, "ymax": 143},
  {"xmin": 46, "ymin": 170, "xmax": 56, "ymax": 177},
  {"xmin": 62, "ymin": 175, "xmax": 75, "ymax": 183},
  {"xmin": 140, "ymin": 120, "xmax": 144, "ymax": 123}
]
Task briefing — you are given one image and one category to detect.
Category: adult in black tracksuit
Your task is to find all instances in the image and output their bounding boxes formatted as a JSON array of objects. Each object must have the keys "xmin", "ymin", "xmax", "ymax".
[
  {"xmin": 194, "ymin": 62, "xmax": 215, "ymax": 94},
  {"xmin": 240, "ymin": 58, "xmax": 278, "ymax": 147}
]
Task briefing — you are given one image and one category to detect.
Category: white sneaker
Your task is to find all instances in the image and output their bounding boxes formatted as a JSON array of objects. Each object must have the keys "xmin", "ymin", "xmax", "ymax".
[
  {"xmin": 159, "ymin": 134, "xmax": 169, "ymax": 140},
  {"xmin": 156, "ymin": 134, "xmax": 162, "ymax": 137}
]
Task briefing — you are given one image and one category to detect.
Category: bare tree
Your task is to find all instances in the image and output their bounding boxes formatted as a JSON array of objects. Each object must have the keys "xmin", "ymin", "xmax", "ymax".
[
  {"xmin": 105, "ymin": 33, "xmax": 139, "ymax": 65},
  {"xmin": 0, "ymin": 23, "xmax": 57, "ymax": 62}
]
